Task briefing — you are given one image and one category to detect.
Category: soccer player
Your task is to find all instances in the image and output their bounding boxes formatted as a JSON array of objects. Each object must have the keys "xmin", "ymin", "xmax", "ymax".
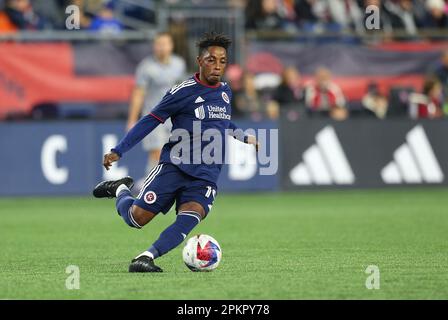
[
  {"xmin": 127, "ymin": 32, "xmax": 186, "ymax": 180},
  {"xmin": 93, "ymin": 32, "xmax": 259, "ymax": 272}
]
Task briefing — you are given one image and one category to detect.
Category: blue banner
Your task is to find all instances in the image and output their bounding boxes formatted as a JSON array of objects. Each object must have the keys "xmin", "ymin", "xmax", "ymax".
[{"xmin": 0, "ymin": 120, "xmax": 279, "ymax": 196}]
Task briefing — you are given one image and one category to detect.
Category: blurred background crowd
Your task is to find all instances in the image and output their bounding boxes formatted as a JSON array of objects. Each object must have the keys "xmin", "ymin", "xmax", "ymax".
[
  {"xmin": 0, "ymin": 0, "xmax": 447, "ymax": 122},
  {"xmin": 1, "ymin": 0, "xmax": 448, "ymax": 35}
]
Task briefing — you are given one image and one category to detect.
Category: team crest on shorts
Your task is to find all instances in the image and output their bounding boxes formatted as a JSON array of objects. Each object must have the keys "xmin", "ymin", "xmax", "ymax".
[
  {"xmin": 221, "ymin": 92, "xmax": 230, "ymax": 104},
  {"xmin": 144, "ymin": 191, "xmax": 157, "ymax": 204}
]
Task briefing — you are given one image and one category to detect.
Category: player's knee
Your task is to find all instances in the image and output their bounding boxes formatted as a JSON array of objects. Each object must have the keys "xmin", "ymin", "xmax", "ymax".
[
  {"xmin": 131, "ymin": 205, "xmax": 156, "ymax": 227},
  {"xmin": 178, "ymin": 202, "xmax": 206, "ymax": 220}
]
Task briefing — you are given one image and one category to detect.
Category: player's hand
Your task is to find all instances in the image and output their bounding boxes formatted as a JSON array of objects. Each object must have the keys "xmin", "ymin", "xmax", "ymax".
[
  {"xmin": 247, "ymin": 135, "xmax": 260, "ymax": 152},
  {"xmin": 103, "ymin": 152, "xmax": 120, "ymax": 171}
]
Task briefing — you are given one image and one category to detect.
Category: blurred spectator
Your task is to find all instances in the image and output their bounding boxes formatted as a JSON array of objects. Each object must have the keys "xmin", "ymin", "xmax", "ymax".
[
  {"xmin": 424, "ymin": 0, "xmax": 448, "ymax": 28},
  {"xmin": 409, "ymin": 77, "xmax": 444, "ymax": 119},
  {"xmin": 294, "ymin": 0, "xmax": 320, "ymax": 27},
  {"xmin": 294, "ymin": 0, "xmax": 338, "ymax": 32},
  {"xmin": 361, "ymin": 81, "xmax": 389, "ymax": 119},
  {"xmin": 127, "ymin": 32, "xmax": 186, "ymax": 178},
  {"xmin": 272, "ymin": 66, "xmax": 304, "ymax": 105},
  {"xmin": 68, "ymin": 0, "xmax": 94, "ymax": 29},
  {"xmin": 305, "ymin": 67, "xmax": 348, "ymax": 120},
  {"xmin": 233, "ymin": 72, "xmax": 265, "ymax": 120},
  {"xmin": 32, "ymin": 0, "xmax": 64, "ymax": 29},
  {"xmin": 383, "ymin": 0, "xmax": 419, "ymax": 37},
  {"xmin": 120, "ymin": 0, "xmax": 156, "ymax": 26},
  {"xmin": 327, "ymin": 0, "xmax": 364, "ymax": 33},
  {"xmin": 246, "ymin": 0, "xmax": 287, "ymax": 31},
  {"xmin": 225, "ymin": 64, "xmax": 244, "ymax": 116},
  {"xmin": 89, "ymin": 1, "xmax": 123, "ymax": 34},
  {"xmin": 294, "ymin": 0, "xmax": 364, "ymax": 34},
  {"xmin": 267, "ymin": 66, "xmax": 304, "ymax": 120},
  {"xmin": 0, "ymin": 0, "xmax": 45, "ymax": 33},
  {"xmin": 432, "ymin": 49, "xmax": 448, "ymax": 98},
  {"xmin": 361, "ymin": 0, "xmax": 394, "ymax": 36}
]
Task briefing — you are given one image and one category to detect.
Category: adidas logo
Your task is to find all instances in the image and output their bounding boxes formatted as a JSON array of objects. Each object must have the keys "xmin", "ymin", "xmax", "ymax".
[
  {"xmin": 289, "ymin": 126, "xmax": 355, "ymax": 185},
  {"xmin": 195, "ymin": 96, "xmax": 205, "ymax": 103},
  {"xmin": 381, "ymin": 125, "xmax": 444, "ymax": 184}
]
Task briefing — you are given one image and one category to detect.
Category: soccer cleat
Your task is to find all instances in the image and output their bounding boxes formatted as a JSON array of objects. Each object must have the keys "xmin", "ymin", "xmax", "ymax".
[
  {"xmin": 129, "ymin": 256, "xmax": 163, "ymax": 273},
  {"xmin": 92, "ymin": 176, "xmax": 134, "ymax": 198}
]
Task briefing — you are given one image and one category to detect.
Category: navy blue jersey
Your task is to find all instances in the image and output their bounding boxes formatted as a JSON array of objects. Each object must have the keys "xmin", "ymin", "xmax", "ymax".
[
  {"xmin": 112, "ymin": 73, "xmax": 247, "ymax": 184},
  {"xmin": 150, "ymin": 73, "xmax": 234, "ymax": 184}
]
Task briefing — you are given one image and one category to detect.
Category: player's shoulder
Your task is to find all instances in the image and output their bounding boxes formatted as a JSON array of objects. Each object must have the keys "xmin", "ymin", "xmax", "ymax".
[
  {"xmin": 138, "ymin": 55, "xmax": 156, "ymax": 67},
  {"xmin": 136, "ymin": 56, "xmax": 158, "ymax": 74},
  {"xmin": 168, "ymin": 76, "xmax": 198, "ymax": 96},
  {"xmin": 220, "ymin": 81, "xmax": 232, "ymax": 95}
]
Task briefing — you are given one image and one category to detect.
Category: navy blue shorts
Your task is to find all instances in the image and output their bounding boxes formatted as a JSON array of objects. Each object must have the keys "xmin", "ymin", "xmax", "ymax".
[{"xmin": 134, "ymin": 163, "xmax": 217, "ymax": 216}]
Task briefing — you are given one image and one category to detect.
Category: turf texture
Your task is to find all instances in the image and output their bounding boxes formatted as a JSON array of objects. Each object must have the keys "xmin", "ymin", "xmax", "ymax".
[{"xmin": 0, "ymin": 188, "xmax": 447, "ymax": 299}]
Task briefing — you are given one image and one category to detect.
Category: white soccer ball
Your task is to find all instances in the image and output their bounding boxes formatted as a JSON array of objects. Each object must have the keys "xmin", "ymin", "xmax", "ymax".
[{"xmin": 182, "ymin": 234, "xmax": 222, "ymax": 272}]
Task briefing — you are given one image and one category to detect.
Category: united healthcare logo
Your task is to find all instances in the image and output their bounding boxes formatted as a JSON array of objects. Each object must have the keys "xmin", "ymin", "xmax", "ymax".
[{"xmin": 381, "ymin": 125, "xmax": 444, "ymax": 184}]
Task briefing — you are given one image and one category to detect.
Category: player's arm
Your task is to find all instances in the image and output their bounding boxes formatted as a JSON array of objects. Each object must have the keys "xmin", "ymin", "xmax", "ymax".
[
  {"xmin": 127, "ymin": 59, "xmax": 153, "ymax": 131},
  {"xmin": 126, "ymin": 86, "xmax": 146, "ymax": 131},
  {"xmin": 103, "ymin": 114, "xmax": 162, "ymax": 170},
  {"xmin": 103, "ymin": 88, "xmax": 184, "ymax": 170},
  {"xmin": 228, "ymin": 121, "xmax": 260, "ymax": 152}
]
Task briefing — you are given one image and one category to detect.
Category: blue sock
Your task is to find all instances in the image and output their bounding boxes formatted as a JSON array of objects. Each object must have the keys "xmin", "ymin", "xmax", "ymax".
[
  {"xmin": 148, "ymin": 211, "xmax": 201, "ymax": 259},
  {"xmin": 116, "ymin": 189, "xmax": 141, "ymax": 229}
]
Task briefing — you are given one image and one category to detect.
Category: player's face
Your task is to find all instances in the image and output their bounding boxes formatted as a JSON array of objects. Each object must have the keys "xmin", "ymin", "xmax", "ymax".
[
  {"xmin": 153, "ymin": 35, "xmax": 174, "ymax": 60},
  {"xmin": 198, "ymin": 46, "xmax": 227, "ymax": 85}
]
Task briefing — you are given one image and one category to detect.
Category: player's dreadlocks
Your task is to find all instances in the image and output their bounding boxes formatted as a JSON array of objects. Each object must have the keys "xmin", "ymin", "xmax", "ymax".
[{"xmin": 196, "ymin": 32, "xmax": 232, "ymax": 56}]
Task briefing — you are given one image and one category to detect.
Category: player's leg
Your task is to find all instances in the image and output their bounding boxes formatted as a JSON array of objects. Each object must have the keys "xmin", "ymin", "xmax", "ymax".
[
  {"xmin": 93, "ymin": 176, "xmax": 157, "ymax": 229},
  {"xmin": 118, "ymin": 163, "xmax": 164, "ymax": 228},
  {"xmin": 129, "ymin": 164, "xmax": 186, "ymax": 272},
  {"xmin": 145, "ymin": 201, "xmax": 205, "ymax": 258},
  {"xmin": 129, "ymin": 181, "xmax": 217, "ymax": 272},
  {"xmin": 93, "ymin": 175, "xmax": 144, "ymax": 228},
  {"xmin": 115, "ymin": 189, "xmax": 157, "ymax": 229},
  {"xmin": 129, "ymin": 201, "xmax": 205, "ymax": 273},
  {"xmin": 93, "ymin": 164, "xmax": 167, "ymax": 229}
]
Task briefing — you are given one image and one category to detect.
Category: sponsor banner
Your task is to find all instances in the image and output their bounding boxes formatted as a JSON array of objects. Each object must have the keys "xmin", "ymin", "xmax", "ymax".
[
  {"xmin": 281, "ymin": 118, "xmax": 448, "ymax": 189},
  {"xmin": 2, "ymin": 118, "xmax": 447, "ymax": 196},
  {"xmin": 0, "ymin": 120, "xmax": 278, "ymax": 196},
  {"xmin": 248, "ymin": 42, "xmax": 442, "ymax": 76},
  {"xmin": 218, "ymin": 120, "xmax": 278, "ymax": 192}
]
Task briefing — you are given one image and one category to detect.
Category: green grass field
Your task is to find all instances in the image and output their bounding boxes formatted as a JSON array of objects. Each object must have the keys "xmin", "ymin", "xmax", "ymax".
[{"xmin": 1, "ymin": 188, "xmax": 447, "ymax": 300}]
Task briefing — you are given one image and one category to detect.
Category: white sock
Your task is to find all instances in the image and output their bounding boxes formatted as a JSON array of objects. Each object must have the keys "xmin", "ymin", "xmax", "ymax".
[
  {"xmin": 116, "ymin": 184, "xmax": 130, "ymax": 197},
  {"xmin": 135, "ymin": 251, "xmax": 154, "ymax": 260}
]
